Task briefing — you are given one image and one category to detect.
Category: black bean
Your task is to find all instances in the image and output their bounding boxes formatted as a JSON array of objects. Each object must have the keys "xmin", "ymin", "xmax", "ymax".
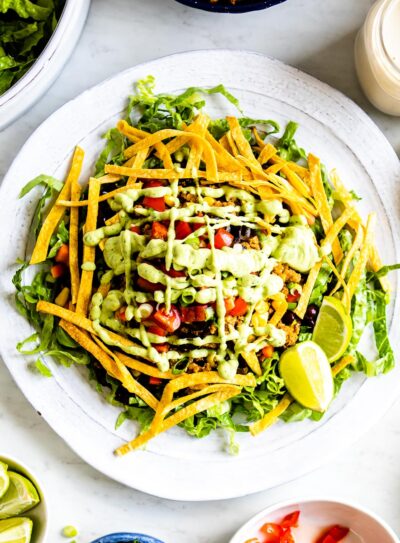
[
  {"xmin": 303, "ymin": 304, "xmax": 319, "ymax": 327},
  {"xmin": 282, "ymin": 310, "xmax": 297, "ymax": 325}
]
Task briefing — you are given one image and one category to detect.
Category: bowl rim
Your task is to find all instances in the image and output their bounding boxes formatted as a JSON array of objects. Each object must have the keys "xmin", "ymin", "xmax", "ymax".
[
  {"xmin": 175, "ymin": 0, "xmax": 286, "ymax": 13},
  {"xmin": 90, "ymin": 532, "xmax": 165, "ymax": 543},
  {"xmin": 229, "ymin": 497, "xmax": 400, "ymax": 543},
  {"xmin": 0, "ymin": 0, "xmax": 88, "ymax": 107},
  {"xmin": 0, "ymin": 454, "xmax": 48, "ymax": 543}
]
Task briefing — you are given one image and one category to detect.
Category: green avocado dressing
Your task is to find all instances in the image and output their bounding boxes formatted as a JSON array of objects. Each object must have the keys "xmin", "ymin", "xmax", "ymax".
[{"xmin": 272, "ymin": 225, "xmax": 320, "ymax": 273}]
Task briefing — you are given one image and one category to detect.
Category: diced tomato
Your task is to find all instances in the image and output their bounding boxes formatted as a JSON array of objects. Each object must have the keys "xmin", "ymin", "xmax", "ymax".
[
  {"xmin": 137, "ymin": 277, "xmax": 164, "ymax": 292},
  {"xmin": 153, "ymin": 304, "xmax": 181, "ymax": 333},
  {"xmin": 181, "ymin": 305, "xmax": 208, "ymax": 323},
  {"xmin": 214, "ymin": 228, "xmax": 234, "ymax": 249},
  {"xmin": 50, "ymin": 264, "xmax": 65, "ymax": 279},
  {"xmin": 129, "ymin": 225, "xmax": 140, "ymax": 234},
  {"xmin": 287, "ymin": 291, "xmax": 301, "ymax": 303},
  {"xmin": 55, "ymin": 243, "xmax": 69, "ymax": 265},
  {"xmin": 160, "ymin": 264, "xmax": 186, "ymax": 278},
  {"xmin": 281, "ymin": 511, "xmax": 300, "ymax": 530},
  {"xmin": 262, "ymin": 345, "xmax": 275, "ymax": 359},
  {"xmin": 224, "ymin": 297, "xmax": 235, "ymax": 313},
  {"xmin": 260, "ymin": 523, "xmax": 283, "ymax": 542},
  {"xmin": 153, "ymin": 343, "xmax": 169, "ymax": 353},
  {"xmin": 149, "ymin": 376, "xmax": 162, "ymax": 385},
  {"xmin": 115, "ymin": 307, "xmax": 127, "ymax": 322},
  {"xmin": 142, "ymin": 179, "xmax": 164, "ymax": 188},
  {"xmin": 317, "ymin": 526, "xmax": 350, "ymax": 543},
  {"xmin": 175, "ymin": 221, "xmax": 192, "ymax": 240},
  {"xmin": 280, "ymin": 531, "xmax": 295, "ymax": 543},
  {"xmin": 151, "ymin": 221, "xmax": 169, "ymax": 240},
  {"xmin": 192, "ymin": 220, "xmax": 204, "ymax": 231},
  {"xmin": 229, "ymin": 297, "xmax": 248, "ymax": 317},
  {"xmin": 143, "ymin": 196, "xmax": 166, "ymax": 212},
  {"xmin": 148, "ymin": 325, "xmax": 167, "ymax": 337}
]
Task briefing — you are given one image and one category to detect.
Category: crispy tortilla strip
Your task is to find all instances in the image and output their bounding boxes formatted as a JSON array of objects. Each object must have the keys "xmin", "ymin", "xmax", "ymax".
[
  {"xmin": 58, "ymin": 184, "xmax": 141, "ymax": 207},
  {"xmin": 97, "ymin": 282, "xmax": 111, "ymax": 298},
  {"xmin": 30, "ymin": 147, "xmax": 84, "ymax": 264},
  {"xmin": 332, "ymin": 355, "xmax": 355, "ymax": 377},
  {"xmin": 59, "ymin": 320, "xmax": 158, "ymax": 410},
  {"xmin": 252, "ymin": 127, "xmax": 266, "ymax": 149},
  {"xmin": 76, "ymin": 178, "xmax": 100, "ymax": 316},
  {"xmin": 104, "ymin": 164, "xmax": 245, "ymax": 183},
  {"xmin": 123, "ymin": 128, "xmax": 218, "ymax": 181},
  {"xmin": 270, "ymin": 155, "xmax": 309, "ymax": 179},
  {"xmin": 331, "ymin": 223, "xmax": 364, "ymax": 296},
  {"xmin": 309, "ymin": 154, "xmax": 343, "ymax": 264},
  {"xmin": 321, "ymin": 206, "xmax": 355, "ymax": 259},
  {"xmin": 204, "ymin": 130, "xmax": 245, "ymax": 172},
  {"xmin": 250, "ymin": 393, "xmax": 293, "ymax": 436},
  {"xmin": 280, "ymin": 166, "xmax": 311, "ymax": 198},
  {"xmin": 241, "ymin": 351, "xmax": 262, "ymax": 376},
  {"xmin": 127, "ymin": 148, "xmax": 149, "ymax": 186},
  {"xmin": 295, "ymin": 261, "xmax": 323, "ymax": 319},
  {"xmin": 347, "ymin": 213, "xmax": 376, "ymax": 303},
  {"xmin": 164, "ymin": 115, "xmax": 209, "ymax": 155},
  {"xmin": 184, "ymin": 114, "xmax": 210, "ymax": 177},
  {"xmin": 269, "ymin": 293, "xmax": 288, "ymax": 326},
  {"xmin": 369, "ymin": 244, "xmax": 391, "ymax": 292},
  {"xmin": 323, "ymin": 255, "xmax": 351, "ymax": 312},
  {"xmin": 258, "ymin": 143, "xmax": 277, "ymax": 165},
  {"xmin": 69, "ymin": 177, "xmax": 81, "ymax": 305},
  {"xmin": 115, "ymin": 386, "xmax": 240, "ymax": 455},
  {"xmin": 116, "ymin": 352, "xmax": 175, "ymax": 380},
  {"xmin": 219, "ymin": 134, "xmax": 233, "ymax": 153},
  {"xmin": 226, "ymin": 117, "xmax": 260, "ymax": 170}
]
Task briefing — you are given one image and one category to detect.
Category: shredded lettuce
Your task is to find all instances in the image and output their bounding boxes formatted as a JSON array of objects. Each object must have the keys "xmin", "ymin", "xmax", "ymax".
[{"xmin": 276, "ymin": 121, "xmax": 306, "ymax": 162}]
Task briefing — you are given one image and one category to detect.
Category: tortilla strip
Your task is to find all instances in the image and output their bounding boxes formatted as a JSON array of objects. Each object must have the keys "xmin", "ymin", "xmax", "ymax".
[
  {"xmin": 321, "ymin": 206, "xmax": 355, "ymax": 256},
  {"xmin": 115, "ymin": 386, "xmax": 241, "ymax": 455},
  {"xmin": 116, "ymin": 352, "xmax": 175, "ymax": 380},
  {"xmin": 322, "ymin": 255, "xmax": 351, "ymax": 312},
  {"xmin": 204, "ymin": 130, "xmax": 246, "ymax": 172},
  {"xmin": 308, "ymin": 153, "xmax": 343, "ymax": 264},
  {"xmin": 331, "ymin": 223, "xmax": 364, "ymax": 296},
  {"xmin": 269, "ymin": 293, "xmax": 288, "ymax": 327},
  {"xmin": 164, "ymin": 115, "xmax": 210, "ymax": 155},
  {"xmin": 69, "ymin": 177, "xmax": 81, "ymax": 305},
  {"xmin": 226, "ymin": 117, "xmax": 260, "ymax": 170},
  {"xmin": 280, "ymin": 166, "xmax": 311, "ymax": 198},
  {"xmin": 369, "ymin": 244, "xmax": 391, "ymax": 293},
  {"xmin": 241, "ymin": 351, "xmax": 262, "ymax": 376},
  {"xmin": 250, "ymin": 393, "xmax": 293, "ymax": 436},
  {"xmin": 295, "ymin": 261, "xmax": 323, "ymax": 319},
  {"xmin": 30, "ymin": 146, "xmax": 84, "ymax": 264},
  {"xmin": 76, "ymin": 178, "xmax": 100, "ymax": 316},
  {"xmin": 58, "ymin": 184, "xmax": 141, "ymax": 207},
  {"xmin": 184, "ymin": 114, "xmax": 210, "ymax": 177},
  {"xmin": 332, "ymin": 354, "xmax": 355, "ymax": 377},
  {"xmin": 104, "ymin": 164, "xmax": 244, "ymax": 183},
  {"xmin": 59, "ymin": 320, "xmax": 158, "ymax": 410},
  {"xmin": 258, "ymin": 143, "xmax": 277, "ymax": 165},
  {"xmin": 347, "ymin": 213, "xmax": 376, "ymax": 303}
]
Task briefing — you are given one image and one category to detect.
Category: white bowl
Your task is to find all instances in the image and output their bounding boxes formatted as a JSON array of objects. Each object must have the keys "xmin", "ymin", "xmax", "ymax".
[
  {"xmin": 230, "ymin": 498, "xmax": 400, "ymax": 543},
  {"xmin": 0, "ymin": 455, "xmax": 48, "ymax": 543},
  {"xmin": 0, "ymin": 0, "xmax": 91, "ymax": 131}
]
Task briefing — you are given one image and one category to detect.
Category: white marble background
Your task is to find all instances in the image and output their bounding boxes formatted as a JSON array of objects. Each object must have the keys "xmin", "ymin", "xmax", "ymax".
[{"xmin": 1, "ymin": 1, "xmax": 400, "ymax": 542}]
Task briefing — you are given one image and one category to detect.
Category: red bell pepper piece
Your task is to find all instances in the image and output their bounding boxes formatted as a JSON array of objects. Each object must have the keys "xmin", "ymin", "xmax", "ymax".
[
  {"xmin": 192, "ymin": 220, "xmax": 205, "ymax": 231},
  {"xmin": 55, "ymin": 243, "xmax": 69, "ymax": 265},
  {"xmin": 147, "ymin": 324, "xmax": 167, "ymax": 337},
  {"xmin": 261, "ymin": 345, "xmax": 275, "ymax": 359},
  {"xmin": 318, "ymin": 526, "xmax": 350, "ymax": 543},
  {"xmin": 149, "ymin": 376, "xmax": 162, "ymax": 385},
  {"xmin": 281, "ymin": 511, "xmax": 300, "ymax": 530},
  {"xmin": 214, "ymin": 228, "xmax": 234, "ymax": 249},
  {"xmin": 153, "ymin": 305, "xmax": 181, "ymax": 333},
  {"xmin": 153, "ymin": 343, "xmax": 169, "ymax": 353},
  {"xmin": 143, "ymin": 196, "xmax": 166, "ymax": 212},
  {"xmin": 50, "ymin": 264, "xmax": 65, "ymax": 279},
  {"xmin": 287, "ymin": 291, "xmax": 301, "ymax": 303},
  {"xmin": 115, "ymin": 307, "xmax": 127, "ymax": 322},
  {"xmin": 229, "ymin": 297, "xmax": 248, "ymax": 317},
  {"xmin": 280, "ymin": 531, "xmax": 295, "ymax": 543},
  {"xmin": 260, "ymin": 522, "xmax": 283, "ymax": 542},
  {"xmin": 137, "ymin": 277, "xmax": 164, "ymax": 292},
  {"xmin": 160, "ymin": 264, "xmax": 186, "ymax": 278},
  {"xmin": 142, "ymin": 179, "xmax": 165, "ymax": 188},
  {"xmin": 224, "ymin": 297, "xmax": 236, "ymax": 313},
  {"xmin": 175, "ymin": 221, "xmax": 192, "ymax": 239},
  {"xmin": 129, "ymin": 225, "xmax": 140, "ymax": 234},
  {"xmin": 181, "ymin": 305, "xmax": 208, "ymax": 323},
  {"xmin": 151, "ymin": 221, "xmax": 168, "ymax": 240}
]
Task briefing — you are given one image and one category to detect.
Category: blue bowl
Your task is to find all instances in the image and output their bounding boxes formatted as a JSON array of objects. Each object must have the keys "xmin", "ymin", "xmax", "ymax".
[
  {"xmin": 175, "ymin": 0, "xmax": 286, "ymax": 13},
  {"xmin": 90, "ymin": 534, "xmax": 165, "ymax": 543}
]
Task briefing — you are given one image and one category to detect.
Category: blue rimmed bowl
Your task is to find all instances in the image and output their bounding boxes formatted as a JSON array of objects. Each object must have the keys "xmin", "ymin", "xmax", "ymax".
[
  {"xmin": 175, "ymin": 0, "xmax": 286, "ymax": 13},
  {"xmin": 90, "ymin": 533, "xmax": 165, "ymax": 543}
]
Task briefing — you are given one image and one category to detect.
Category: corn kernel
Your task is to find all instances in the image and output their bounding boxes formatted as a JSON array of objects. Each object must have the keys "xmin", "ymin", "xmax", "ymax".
[
  {"xmin": 165, "ymin": 195, "xmax": 176, "ymax": 206},
  {"xmin": 203, "ymin": 196, "xmax": 215, "ymax": 206},
  {"xmin": 255, "ymin": 300, "xmax": 269, "ymax": 313},
  {"xmin": 55, "ymin": 287, "xmax": 70, "ymax": 307},
  {"xmin": 252, "ymin": 313, "xmax": 269, "ymax": 328}
]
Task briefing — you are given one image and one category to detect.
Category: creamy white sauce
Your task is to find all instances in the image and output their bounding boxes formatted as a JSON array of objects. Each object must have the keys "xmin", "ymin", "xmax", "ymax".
[{"xmin": 382, "ymin": 0, "xmax": 400, "ymax": 70}]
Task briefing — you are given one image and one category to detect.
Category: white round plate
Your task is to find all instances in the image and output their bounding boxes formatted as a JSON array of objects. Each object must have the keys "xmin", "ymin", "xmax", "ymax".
[{"xmin": 0, "ymin": 50, "xmax": 399, "ymax": 501}]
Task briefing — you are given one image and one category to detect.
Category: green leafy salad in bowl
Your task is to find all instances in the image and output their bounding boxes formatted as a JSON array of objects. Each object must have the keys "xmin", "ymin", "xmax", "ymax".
[
  {"xmin": 14, "ymin": 77, "xmax": 399, "ymax": 456},
  {"xmin": 0, "ymin": 0, "xmax": 65, "ymax": 95}
]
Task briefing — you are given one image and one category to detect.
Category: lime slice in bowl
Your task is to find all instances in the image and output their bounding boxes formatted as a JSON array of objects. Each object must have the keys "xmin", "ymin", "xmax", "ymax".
[
  {"xmin": 0, "ymin": 464, "xmax": 9, "ymax": 500},
  {"xmin": 0, "ymin": 517, "xmax": 32, "ymax": 543},
  {"xmin": 279, "ymin": 340, "xmax": 334, "ymax": 412},
  {"xmin": 0, "ymin": 473, "xmax": 40, "ymax": 519},
  {"xmin": 312, "ymin": 296, "xmax": 353, "ymax": 362}
]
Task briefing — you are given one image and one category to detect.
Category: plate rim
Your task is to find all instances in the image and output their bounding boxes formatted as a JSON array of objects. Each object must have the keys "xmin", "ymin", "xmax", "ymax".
[{"xmin": 1, "ymin": 49, "xmax": 399, "ymax": 501}]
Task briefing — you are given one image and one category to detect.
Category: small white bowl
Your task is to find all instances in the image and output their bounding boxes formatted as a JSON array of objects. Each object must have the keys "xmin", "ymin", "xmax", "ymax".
[
  {"xmin": 0, "ymin": 455, "xmax": 48, "ymax": 543},
  {"xmin": 0, "ymin": 0, "xmax": 91, "ymax": 131},
  {"xmin": 230, "ymin": 498, "xmax": 399, "ymax": 543}
]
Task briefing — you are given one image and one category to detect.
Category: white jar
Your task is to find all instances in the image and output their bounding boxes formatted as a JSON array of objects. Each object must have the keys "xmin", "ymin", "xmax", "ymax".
[{"xmin": 355, "ymin": 0, "xmax": 400, "ymax": 116}]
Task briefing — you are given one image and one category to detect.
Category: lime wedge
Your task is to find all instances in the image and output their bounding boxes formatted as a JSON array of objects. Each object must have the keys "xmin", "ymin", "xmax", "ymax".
[
  {"xmin": 0, "ymin": 517, "xmax": 32, "ymax": 543},
  {"xmin": 312, "ymin": 296, "xmax": 353, "ymax": 362},
  {"xmin": 279, "ymin": 340, "xmax": 334, "ymax": 412},
  {"xmin": 0, "ymin": 464, "xmax": 9, "ymax": 500},
  {"xmin": 0, "ymin": 473, "xmax": 40, "ymax": 520}
]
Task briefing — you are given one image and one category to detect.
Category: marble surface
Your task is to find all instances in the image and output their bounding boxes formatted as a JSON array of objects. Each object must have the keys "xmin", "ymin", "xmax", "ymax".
[{"xmin": 1, "ymin": 1, "xmax": 400, "ymax": 542}]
